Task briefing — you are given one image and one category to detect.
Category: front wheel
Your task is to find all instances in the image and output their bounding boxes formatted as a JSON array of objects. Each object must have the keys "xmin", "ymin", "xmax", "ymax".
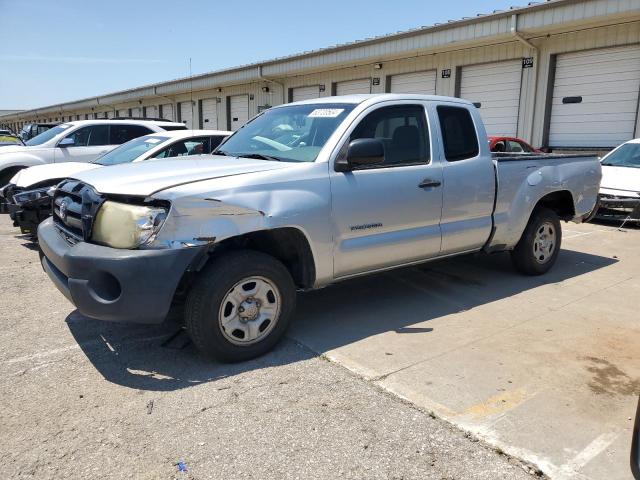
[
  {"xmin": 185, "ymin": 250, "xmax": 296, "ymax": 362},
  {"xmin": 511, "ymin": 207, "xmax": 562, "ymax": 275}
]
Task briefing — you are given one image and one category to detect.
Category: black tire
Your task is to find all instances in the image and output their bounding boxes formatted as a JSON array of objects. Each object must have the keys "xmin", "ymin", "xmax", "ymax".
[
  {"xmin": 185, "ymin": 249, "xmax": 296, "ymax": 362},
  {"xmin": 511, "ymin": 207, "xmax": 562, "ymax": 276}
]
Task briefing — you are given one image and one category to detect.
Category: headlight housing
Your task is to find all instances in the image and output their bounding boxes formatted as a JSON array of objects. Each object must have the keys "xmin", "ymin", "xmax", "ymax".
[
  {"xmin": 91, "ymin": 200, "xmax": 168, "ymax": 249},
  {"xmin": 12, "ymin": 187, "xmax": 50, "ymax": 205}
]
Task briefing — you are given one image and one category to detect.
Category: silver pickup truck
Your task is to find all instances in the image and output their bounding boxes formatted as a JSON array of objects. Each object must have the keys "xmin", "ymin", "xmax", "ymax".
[{"xmin": 38, "ymin": 94, "xmax": 601, "ymax": 362}]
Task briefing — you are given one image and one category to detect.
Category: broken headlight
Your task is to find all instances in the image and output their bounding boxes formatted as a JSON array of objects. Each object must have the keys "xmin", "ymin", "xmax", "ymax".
[
  {"xmin": 12, "ymin": 187, "xmax": 50, "ymax": 205},
  {"xmin": 91, "ymin": 201, "xmax": 168, "ymax": 249}
]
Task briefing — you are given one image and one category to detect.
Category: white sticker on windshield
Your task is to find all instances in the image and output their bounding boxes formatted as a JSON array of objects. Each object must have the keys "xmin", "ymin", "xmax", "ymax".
[
  {"xmin": 145, "ymin": 138, "xmax": 162, "ymax": 144},
  {"xmin": 308, "ymin": 108, "xmax": 344, "ymax": 118}
]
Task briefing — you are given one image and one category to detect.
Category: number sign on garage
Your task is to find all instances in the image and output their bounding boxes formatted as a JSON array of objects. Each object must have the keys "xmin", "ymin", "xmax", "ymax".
[
  {"xmin": 200, "ymin": 98, "xmax": 218, "ymax": 129},
  {"xmin": 548, "ymin": 45, "xmax": 640, "ymax": 148},
  {"xmin": 459, "ymin": 60, "xmax": 523, "ymax": 137},
  {"xmin": 389, "ymin": 71, "xmax": 437, "ymax": 95},
  {"xmin": 335, "ymin": 78, "xmax": 371, "ymax": 96},
  {"xmin": 291, "ymin": 86, "xmax": 321, "ymax": 102},
  {"xmin": 229, "ymin": 95, "xmax": 249, "ymax": 131}
]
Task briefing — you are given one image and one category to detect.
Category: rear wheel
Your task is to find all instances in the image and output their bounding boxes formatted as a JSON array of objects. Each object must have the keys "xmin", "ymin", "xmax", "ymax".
[
  {"xmin": 511, "ymin": 207, "xmax": 562, "ymax": 275},
  {"xmin": 185, "ymin": 250, "xmax": 296, "ymax": 362}
]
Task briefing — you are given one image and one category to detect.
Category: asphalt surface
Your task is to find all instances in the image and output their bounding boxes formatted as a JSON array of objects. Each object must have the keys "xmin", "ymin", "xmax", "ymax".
[{"xmin": 0, "ymin": 216, "xmax": 534, "ymax": 480}]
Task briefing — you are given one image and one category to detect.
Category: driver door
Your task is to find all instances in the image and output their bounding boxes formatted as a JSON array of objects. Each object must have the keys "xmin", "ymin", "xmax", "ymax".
[{"xmin": 330, "ymin": 103, "xmax": 443, "ymax": 278}]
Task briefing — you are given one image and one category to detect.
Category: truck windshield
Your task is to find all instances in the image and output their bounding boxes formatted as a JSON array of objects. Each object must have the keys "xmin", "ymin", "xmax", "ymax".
[
  {"xmin": 25, "ymin": 124, "xmax": 72, "ymax": 146},
  {"xmin": 94, "ymin": 135, "xmax": 169, "ymax": 165},
  {"xmin": 215, "ymin": 103, "xmax": 355, "ymax": 162},
  {"xmin": 601, "ymin": 143, "xmax": 640, "ymax": 169}
]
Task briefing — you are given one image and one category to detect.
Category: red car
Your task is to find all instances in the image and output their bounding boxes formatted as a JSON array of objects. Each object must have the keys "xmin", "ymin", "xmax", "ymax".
[{"xmin": 488, "ymin": 136, "xmax": 542, "ymax": 154}]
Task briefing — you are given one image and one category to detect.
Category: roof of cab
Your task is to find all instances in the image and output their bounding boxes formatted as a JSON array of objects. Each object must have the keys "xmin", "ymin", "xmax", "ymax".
[{"xmin": 284, "ymin": 93, "xmax": 474, "ymax": 107}]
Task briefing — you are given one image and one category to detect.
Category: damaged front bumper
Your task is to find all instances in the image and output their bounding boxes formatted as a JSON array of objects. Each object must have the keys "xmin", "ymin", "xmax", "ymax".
[
  {"xmin": 596, "ymin": 194, "xmax": 640, "ymax": 223},
  {"xmin": 38, "ymin": 217, "xmax": 207, "ymax": 324}
]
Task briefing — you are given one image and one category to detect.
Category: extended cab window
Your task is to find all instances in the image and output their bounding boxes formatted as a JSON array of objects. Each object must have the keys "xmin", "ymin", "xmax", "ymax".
[
  {"xmin": 437, "ymin": 106, "xmax": 479, "ymax": 161},
  {"xmin": 350, "ymin": 105, "xmax": 430, "ymax": 167},
  {"xmin": 110, "ymin": 125, "xmax": 153, "ymax": 144}
]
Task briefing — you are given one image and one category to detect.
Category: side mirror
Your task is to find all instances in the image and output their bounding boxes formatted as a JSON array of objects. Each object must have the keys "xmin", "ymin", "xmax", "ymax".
[
  {"xmin": 58, "ymin": 137, "xmax": 75, "ymax": 147},
  {"xmin": 335, "ymin": 138, "xmax": 385, "ymax": 172}
]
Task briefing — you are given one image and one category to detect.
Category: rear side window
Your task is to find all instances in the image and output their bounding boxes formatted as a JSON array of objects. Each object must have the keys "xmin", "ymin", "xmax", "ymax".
[
  {"xmin": 109, "ymin": 125, "xmax": 153, "ymax": 144},
  {"xmin": 437, "ymin": 106, "xmax": 479, "ymax": 162}
]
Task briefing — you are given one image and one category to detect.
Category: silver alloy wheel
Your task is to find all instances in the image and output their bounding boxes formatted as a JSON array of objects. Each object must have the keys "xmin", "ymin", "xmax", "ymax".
[
  {"xmin": 218, "ymin": 276, "xmax": 281, "ymax": 346},
  {"xmin": 533, "ymin": 221, "xmax": 556, "ymax": 264}
]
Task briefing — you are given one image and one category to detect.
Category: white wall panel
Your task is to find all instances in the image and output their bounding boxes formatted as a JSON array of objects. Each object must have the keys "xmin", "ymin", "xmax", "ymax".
[
  {"xmin": 292, "ymin": 85, "xmax": 321, "ymax": 102},
  {"xmin": 460, "ymin": 60, "xmax": 522, "ymax": 137},
  {"xmin": 389, "ymin": 70, "xmax": 437, "ymax": 95},
  {"xmin": 549, "ymin": 45, "xmax": 640, "ymax": 148},
  {"xmin": 335, "ymin": 78, "xmax": 371, "ymax": 95},
  {"xmin": 180, "ymin": 101, "xmax": 194, "ymax": 128},
  {"xmin": 201, "ymin": 98, "xmax": 218, "ymax": 129},
  {"xmin": 229, "ymin": 95, "xmax": 249, "ymax": 130}
]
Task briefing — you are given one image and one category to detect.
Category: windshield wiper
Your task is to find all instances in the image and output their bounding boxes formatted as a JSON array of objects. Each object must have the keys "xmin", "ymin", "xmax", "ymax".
[
  {"xmin": 212, "ymin": 149, "xmax": 232, "ymax": 156},
  {"xmin": 237, "ymin": 153, "xmax": 283, "ymax": 162}
]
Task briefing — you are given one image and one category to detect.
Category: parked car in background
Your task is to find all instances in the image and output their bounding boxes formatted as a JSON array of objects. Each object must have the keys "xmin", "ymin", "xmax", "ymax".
[
  {"xmin": 0, "ymin": 129, "xmax": 231, "ymax": 234},
  {"xmin": 38, "ymin": 94, "xmax": 601, "ymax": 362},
  {"xmin": 19, "ymin": 122, "xmax": 59, "ymax": 141},
  {"xmin": 0, "ymin": 134, "xmax": 24, "ymax": 147},
  {"xmin": 0, "ymin": 119, "xmax": 187, "ymax": 186},
  {"xmin": 594, "ymin": 138, "xmax": 640, "ymax": 224},
  {"xmin": 489, "ymin": 136, "xmax": 542, "ymax": 153}
]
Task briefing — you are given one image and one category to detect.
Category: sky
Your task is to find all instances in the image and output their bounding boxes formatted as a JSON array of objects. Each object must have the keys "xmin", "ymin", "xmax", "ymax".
[{"xmin": 0, "ymin": 0, "xmax": 522, "ymax": 110}]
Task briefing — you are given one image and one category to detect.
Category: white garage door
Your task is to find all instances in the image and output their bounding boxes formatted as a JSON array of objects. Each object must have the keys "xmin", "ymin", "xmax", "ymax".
[
  {"xmin": 549, "ymin": 45, "xmax": 640, "ymax": 148},
  {"xmin": 389, "ymin": 71, "xmax": 437, "ymax": 95},
  {"xmin": 106, "ymin": 111, "xmax": 114, "ymax": 118},
  {"xmin": 460, "ymin": 60, "xmax": 522, "ymax": 137},
  {"xmin": 130, "ymin": 107, "xmax": 141, "ymax": 118},
  {"xmin": 180, "ymin": 102, "xmax": 194, "ymax": 128},
  {"xmin": 335, "ymin": 78, "xmax": 371, "ymax": 96},
  {"xmin": 229, "ymin": 95, "xmax": 249, "ymax": 131},
  {"xmin": 144, "ymin": 105, "xmax": 157, "ymax": 118},
  {"xmin": 160, "ymin": 104, "xmax": 174, "ymax": 121},
  {"xmin": 292, "ymin": 86, "xmax": 321, "ymax": 102},
  {"xmin": 201, "ymin": 98, "xmax": 218, "ymax": 129},
  {"xmin": 117, "ymin": 109, "xmax": 127, "ymax": 118}
]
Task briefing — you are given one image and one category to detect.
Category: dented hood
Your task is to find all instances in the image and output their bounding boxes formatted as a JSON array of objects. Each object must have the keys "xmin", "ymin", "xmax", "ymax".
[{"xmin": 69, "ymin": 155, "xmax": 292, "ymax": 196}]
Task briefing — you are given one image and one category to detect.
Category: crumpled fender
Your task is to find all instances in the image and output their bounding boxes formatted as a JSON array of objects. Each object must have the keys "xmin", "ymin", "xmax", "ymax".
[{"xmin": 150, "ymin": 188, "xmax": 325, "ymax": 250}]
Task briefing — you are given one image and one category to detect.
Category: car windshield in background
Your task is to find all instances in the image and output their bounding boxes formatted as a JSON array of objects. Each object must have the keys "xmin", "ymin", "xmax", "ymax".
[
  {"xmin": 216, "ymin": 103, "xmax": 355, "ymax": 162},
  {"xmin": 25, "ymin": 124, "xmax": 72, "ymax": 146},
  {"xmin": 0, "ymin": 135, "xmax": 23, "ymax": 146},
  {"xmin": 95, "ymin": 135, "xmax": 169, "ymax": 165},
  {"xmin": 601, "ymin": 143, "xmax": 640, "ymax": 168}
]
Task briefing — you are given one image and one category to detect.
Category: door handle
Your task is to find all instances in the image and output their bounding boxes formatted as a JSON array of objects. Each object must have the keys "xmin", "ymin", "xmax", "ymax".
[{"xmin": 418, "ymin": 178, "xmax": 441, "ymax": 188}]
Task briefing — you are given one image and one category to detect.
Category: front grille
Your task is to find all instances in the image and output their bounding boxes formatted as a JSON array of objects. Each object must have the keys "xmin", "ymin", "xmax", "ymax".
[{"xmin": 52, "ymin": 180, "xmax": 105, "ymax": 241}]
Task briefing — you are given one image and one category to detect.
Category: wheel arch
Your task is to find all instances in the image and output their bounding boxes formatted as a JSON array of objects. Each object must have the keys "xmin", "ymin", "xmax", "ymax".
[
  {"xmin": 533, "ymin": 190, "xmax": 575, "ymax": 221},
  {"xmin": 206, "ymin": 227, "xmax": 317, "ymax": 289}
]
